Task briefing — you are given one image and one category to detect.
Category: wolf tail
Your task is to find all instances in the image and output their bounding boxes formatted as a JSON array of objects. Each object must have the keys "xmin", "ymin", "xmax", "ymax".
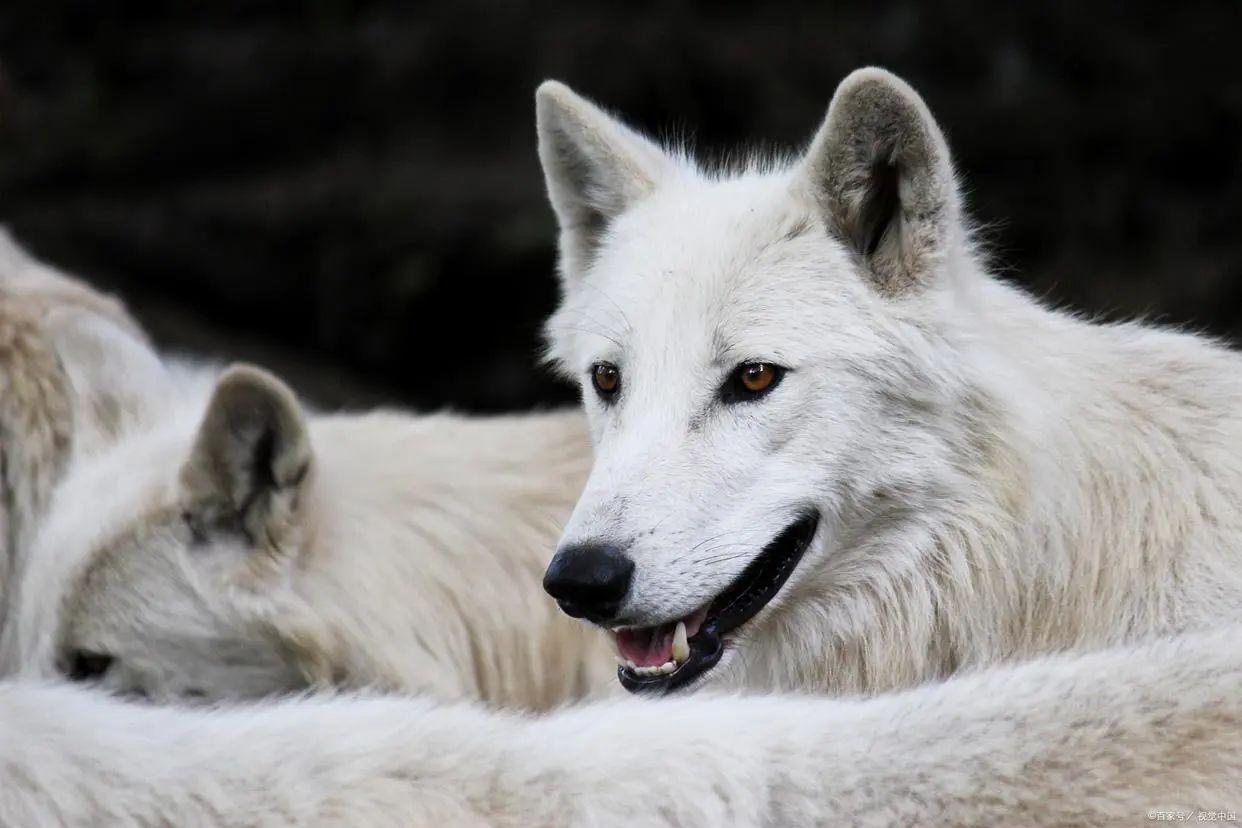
[{"xmin": 0, "ymin": 626, "xmax": 1238, "ymax": 826}]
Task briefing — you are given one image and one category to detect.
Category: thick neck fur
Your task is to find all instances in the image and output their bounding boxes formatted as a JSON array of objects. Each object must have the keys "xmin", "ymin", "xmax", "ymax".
[
  {"xmin": 273, "ymin": 409, "xmax": 616, "ymax": 710},
  {"xmin": 764, "ymin": 257, "xmax": 1242, "ymax": 696}
]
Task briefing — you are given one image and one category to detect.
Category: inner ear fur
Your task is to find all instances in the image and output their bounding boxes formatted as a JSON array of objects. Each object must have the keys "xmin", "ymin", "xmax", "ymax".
[
  {"xmin": 535, "ymin": 80, "xmax": 675, "ymax": 283},
  {"xmin": 181, "ymin": 364, "xmax": 311, "ymax": 554},
  {"xmin": 803, "ymin": 67, "xmax": 960, "ymax": 296}
]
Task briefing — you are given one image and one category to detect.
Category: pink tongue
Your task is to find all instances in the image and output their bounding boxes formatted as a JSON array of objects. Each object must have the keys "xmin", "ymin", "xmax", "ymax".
[
  {"xmin": 616, "ymin": 625, "xmax": 674, "ymax": 668},
  {"xmin": 614, "ymin": 609, "xmax": 709, "ymax": 668}
]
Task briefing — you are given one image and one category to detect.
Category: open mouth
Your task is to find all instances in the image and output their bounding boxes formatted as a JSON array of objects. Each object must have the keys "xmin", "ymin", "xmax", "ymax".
[{"xmin": 613, "ymin": 510, "xmax": 820, "ymax": 694}]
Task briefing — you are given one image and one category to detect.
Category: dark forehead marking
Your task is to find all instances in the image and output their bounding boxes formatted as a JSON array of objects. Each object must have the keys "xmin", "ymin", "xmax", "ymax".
[
  {"xmin": 781, "ymin": 215, "xmax": 816, "ymax": 243},
  {"xmin": 724, "ymin": 212, "xmax": 823, "ymax": 317},
  {"xmin": 744, "ymin": 214, "xmax": 819, "ymax": 271}
]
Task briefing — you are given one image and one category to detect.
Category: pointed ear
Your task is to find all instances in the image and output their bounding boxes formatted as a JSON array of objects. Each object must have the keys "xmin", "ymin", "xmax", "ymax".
[
  {"xmin": 803, "ymin": 68, "xmax": 961, "ymax": 296},
  {"xmin": 45, "ymin": 307, "xmax": 168, "ymax": 456},
  {"xmin": 536, "ymin": 81, "xmax": 675, "ymax": 282},
  {"xmin": 181, "ymin": 365, "xmax": 311, "ymax": 554}
]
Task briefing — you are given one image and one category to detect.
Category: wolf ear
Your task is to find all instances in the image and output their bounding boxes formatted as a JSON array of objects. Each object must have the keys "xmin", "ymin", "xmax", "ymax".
[
  {"xmin": 45, "ymin": 308, "xmax": 168, "ymax": 457},
  {"xmin": 803, "ymin": 68, "xmax": 960, "ymax": 296},
  {"xmin": 181, "ymin": 365, "xmax": 311, "ymax": 555},
  {"xmin": 536, "ymin": 81, "xmax": 675, "ymax": 282}
]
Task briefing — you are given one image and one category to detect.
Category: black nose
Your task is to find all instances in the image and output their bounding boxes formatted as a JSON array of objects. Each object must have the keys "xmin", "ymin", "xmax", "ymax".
[{"xmin": 543, "ymin": 543, "xmax": 634, "ymax": 623}]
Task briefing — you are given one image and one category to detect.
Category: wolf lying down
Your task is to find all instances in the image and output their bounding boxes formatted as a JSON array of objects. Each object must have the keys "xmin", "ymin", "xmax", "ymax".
[
  {"xmin": 0, "ymin": 227, "xmax": 613, "ymax": 710},
  {"xmin": 3, "ymin": 67, "xmax": 1242, "ymax": 822},
  {"xmin": 0, "ymin": 313, "xmax": 612, "ymax": 709}
]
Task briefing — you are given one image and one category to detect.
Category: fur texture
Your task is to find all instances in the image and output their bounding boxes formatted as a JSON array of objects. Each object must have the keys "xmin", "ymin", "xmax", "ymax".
[
  {"xmin": 0, "ymin": 229, "xmax": 148, "ymax": 641},
  {"xmin": 1, "ymin": 627, "xmax": 1238, "ymax": 826},
  {"xmin": 3, "ymin": 355, "xmax": 612, "ymax": 709},
  {"xmin": 2, "ymin": 68, "xmax": 1240, "ymax": 823},
  {"xmin": 539, "ymin": 68, "xmax": 1242, "ymax": 696}
]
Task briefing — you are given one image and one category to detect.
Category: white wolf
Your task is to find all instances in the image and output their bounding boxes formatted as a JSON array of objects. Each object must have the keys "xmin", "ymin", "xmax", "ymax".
[
  {"xmin": 2, "ymin": 346, "xmax": 612, "ymax": 708},
  {"xmin": 536, "ymin": 69, "xmax": 1242, "ymax": 696},
  {"xmin": 1, "ymin": 67, "xmax": 1239, "ymax": 823},
  {"xmin": 0, "ymin": 235, "xmax": 610, "ymax": 710}
]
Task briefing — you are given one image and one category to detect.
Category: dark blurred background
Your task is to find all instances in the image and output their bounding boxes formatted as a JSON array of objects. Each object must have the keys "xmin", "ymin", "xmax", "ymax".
[{"xmin": 1, "ymin": 2, "xmax": 1239, "ymax": 411}]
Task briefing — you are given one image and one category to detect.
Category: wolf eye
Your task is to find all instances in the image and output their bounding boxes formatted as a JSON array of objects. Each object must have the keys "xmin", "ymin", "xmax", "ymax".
[
  {"xmin": 722, "ymin": 362, "xmax": 786, "ymax": 403},
  {"xmin": 66, "ymin": 650, "xmax": 114, "ymax": 682},
  {"xmin": 591, "ymin": 363, "xmax": 621, "ymax": 401}
]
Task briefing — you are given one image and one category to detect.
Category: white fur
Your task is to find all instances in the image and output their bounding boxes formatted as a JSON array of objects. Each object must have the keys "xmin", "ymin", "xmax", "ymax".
[
  {"xmin": 539, "ymin": 69, "xmax": 1242, "ymax": 695},
  {"xmin": 0, "ymin": 231, "xmax": 154, "ymax": 644},
  {"xmin": 3, "ymin": 68, "xmax": 1241, "ymax": 823},
  {"xmin": 3, "ymin": 355, "xmax": 612, "ymax": 709},
  {"xmin": 1, "ymin": 627, "xmax": 1238, "ymax": 826}
]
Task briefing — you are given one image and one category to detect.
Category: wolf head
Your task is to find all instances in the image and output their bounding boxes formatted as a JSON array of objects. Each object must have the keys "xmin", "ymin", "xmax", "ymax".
[
  {"xmin": 3, "ymin": 343, "xmax": 314, "ymax": 701},
  {"xmin": 538, "ymin": 69, "xmax": 1002, "ymax": 694}
]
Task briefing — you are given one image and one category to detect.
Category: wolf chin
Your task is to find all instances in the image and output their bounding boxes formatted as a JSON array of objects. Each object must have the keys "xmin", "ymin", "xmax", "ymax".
[{"xmin": 1, "ymin": 68, "xmax": 1240, "ymax": 823}]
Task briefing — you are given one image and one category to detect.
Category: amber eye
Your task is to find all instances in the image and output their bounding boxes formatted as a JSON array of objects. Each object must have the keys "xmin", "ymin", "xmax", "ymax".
[
  {"xmin": 591, "ymin": 363, "xmax": 621, "ymax": 399},
  {"xmin": 741, "ymin": 363, "xmax": 777, "ymax": 393},
  {"xmin": 722, "ymin": 362, "xmax": 786, "ymax": 403}
]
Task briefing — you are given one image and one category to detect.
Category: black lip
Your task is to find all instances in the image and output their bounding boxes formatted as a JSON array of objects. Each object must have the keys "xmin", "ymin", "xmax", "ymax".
[{"xmin": 618, "ymin": 509, "xmax": 820, "ymax": 695}]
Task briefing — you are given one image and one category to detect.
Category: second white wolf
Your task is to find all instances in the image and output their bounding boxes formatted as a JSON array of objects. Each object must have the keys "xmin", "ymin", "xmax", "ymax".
[
  {"xmin": 0, "ymin": 235, "xmax": 612, "ymax": 709},
  {"xmin": 1, "ymin": 349, "xmax": 611, "ymax": 706}
]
